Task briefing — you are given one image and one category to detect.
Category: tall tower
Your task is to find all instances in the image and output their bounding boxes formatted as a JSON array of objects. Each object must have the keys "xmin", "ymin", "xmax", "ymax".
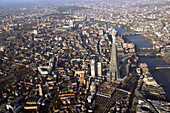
[{"xmin": 109, "ymin": 29, "xmax": 119, "ymax": 81}]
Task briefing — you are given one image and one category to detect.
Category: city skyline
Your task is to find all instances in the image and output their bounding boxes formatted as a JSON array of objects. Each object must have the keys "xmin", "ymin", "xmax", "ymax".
[{"xmin": 0, "ymin": 0, "xmax": 169, "ymax": 112}]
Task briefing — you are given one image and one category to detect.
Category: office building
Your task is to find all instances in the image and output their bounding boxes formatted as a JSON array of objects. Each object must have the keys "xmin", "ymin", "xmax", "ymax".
[
  {"xmin": 91, "ymin": 59, "xmax": 95, "ymax": 77},
  {"xmin": 97, "ymin": 62, "xmax": 102, "ymax": 76}
]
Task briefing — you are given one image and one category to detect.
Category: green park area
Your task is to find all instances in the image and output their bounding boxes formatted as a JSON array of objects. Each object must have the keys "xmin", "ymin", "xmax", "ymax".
[{"xmin": 20, "ymin": 72, "xmax": 33, "ymax": 78}]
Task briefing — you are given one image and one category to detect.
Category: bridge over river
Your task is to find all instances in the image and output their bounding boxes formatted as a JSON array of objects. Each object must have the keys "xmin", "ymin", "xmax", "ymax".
[
  {"xmin": 121, "ymin": 32, "xmax": 143, "ymax": 36},
  {"xmin": 137, "ymin": 47, "xmax": 162, "ymax": 57},
  {"xmin": 148, "ymin": 65, "xmax": 170, "ymax": 70}
]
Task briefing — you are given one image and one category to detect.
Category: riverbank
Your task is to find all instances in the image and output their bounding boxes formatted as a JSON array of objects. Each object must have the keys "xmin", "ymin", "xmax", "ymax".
[
  {"xmin": 141, "ymin": 35, "xmax": 170, "ymax": 64},
  {"xmin": 141, "ymin": 34, "xmax": 153, "ymax": 45},
  {"xmin": 119, "ymin": 30, "xmax": 169, "ymax": 101},
  {"xmin": 93, "ymin": 21, "xmax": 170, "ymax": 65},
  {"xmin": 107, "ymin": 24, "xmax": 170, "ymax": 100},
  {"xmin": 162, "ymin": 56, "xmax": 170, "ymax": 65},
  {"xmin": 119, "ymin": 25, "xmax": 170, "ymax": 65}
]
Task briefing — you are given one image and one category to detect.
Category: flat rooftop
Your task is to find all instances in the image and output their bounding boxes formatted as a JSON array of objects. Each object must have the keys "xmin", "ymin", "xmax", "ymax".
[{"xmin": 97, "ymin": 81, "xmax": 120, "ymax": 98}]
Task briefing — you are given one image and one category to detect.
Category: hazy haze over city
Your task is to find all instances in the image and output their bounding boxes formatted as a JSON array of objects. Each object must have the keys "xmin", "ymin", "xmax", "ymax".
[{"xmin": 0, "ymin": 0, "xmax": 169, "ymax": 113}]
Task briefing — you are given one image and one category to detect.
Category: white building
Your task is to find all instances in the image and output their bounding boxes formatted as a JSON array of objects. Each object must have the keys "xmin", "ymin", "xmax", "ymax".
[
  {"xmin": 91, "ymin": 59, "xmax": 95, "ymax": 77},
  {"xmin": 39, "ymin": 84, "xmax": 43, "ymax": 96},
  {"xmin": 38, "ymin": 59, "xmax": 53, "ymax": 75},
  {"xmin": 97, "ymin": 62, "xmax": 102, "ymax": 76}
]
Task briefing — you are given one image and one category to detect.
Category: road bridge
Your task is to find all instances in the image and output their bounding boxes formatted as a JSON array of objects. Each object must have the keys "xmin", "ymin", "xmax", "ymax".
[
  {"xmin": 137, "ymin": 48, "xmax": 156, "ymax": 53},
  {"xmin": 138, "ymin": 47, "xmax": 155, "ymax": 50},
  {"xmin": 137, "ymin": 47, "xmax": 161, "ymax": 57},
  {"xmin": 137, "ymin": 53, "xmax": 162, "ymax": 57},
  {"xmin": 149, "ymin": 65, "xmax": 170, "ymax": 70},
  {"xmin": 121, "ymin": 32, "xmax": 143, "ymax": 36}
]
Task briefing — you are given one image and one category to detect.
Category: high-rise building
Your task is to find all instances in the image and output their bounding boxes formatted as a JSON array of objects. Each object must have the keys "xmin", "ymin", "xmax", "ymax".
[
  {"xmin": 91, "ymin": 59, "xmax": 95, "ymax": 77},
  {"xmin": 39, "ymin": 84, "xmax": 43, "ymax": 96},
  {"xmin": 109, "ymin": 29, "xmax": 119, "ymax": 81},
  {"xmin": 121, "ymin": 63, "xmax": 129, "ymax": 76},
  {"xmin": 97, "ymin": 62, "xmax": 102, "ymax": 76}
]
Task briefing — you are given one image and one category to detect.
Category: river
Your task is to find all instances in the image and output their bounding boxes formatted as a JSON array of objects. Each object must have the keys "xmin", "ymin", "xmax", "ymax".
[{"xmin": 109, "ymin": 25, "xmax": 170, "ymax": 100}]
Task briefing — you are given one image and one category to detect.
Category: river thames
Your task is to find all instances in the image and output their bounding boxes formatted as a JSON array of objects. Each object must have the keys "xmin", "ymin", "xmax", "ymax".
[{"xmin": 110, "ymin": 25, "xmax": 170, "ymax": 100}]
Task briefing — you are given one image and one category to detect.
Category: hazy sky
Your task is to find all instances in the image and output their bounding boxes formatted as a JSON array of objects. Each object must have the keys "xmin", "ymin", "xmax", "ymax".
[
  {"xmin": 0, "ymin": 0, "xmax": 89, "ymax": 1},
  {"xmin": 0, "ymin": 0, "xmax": 98, "ymax": 5},
  {"xmin": 0, "ymin": 0, "xmax": 98, "ymax": 2},
  {"xmin": 0, "ymin": 0, "xmax": 61, "ymax": 3},
  {"xmin": 0, "ymin": 0, "xmax": 143, "ymax": 4},
  {"xmin": 0, "ymin": 0, "xmax": 65, "ymax": 5}
]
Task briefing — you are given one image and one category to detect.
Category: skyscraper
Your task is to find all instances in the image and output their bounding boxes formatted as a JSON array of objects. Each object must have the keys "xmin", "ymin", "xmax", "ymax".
[
  {"xmin": 97, "ymin": 62, "xmax": 102, "ymax": 76},
  {"xmin": 108, "ymin": 29, "xmax": 119, "ymax": 81},
  {"xmin": 91, "ymin": 59, "xmax": 95, "ymax": 77}
]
